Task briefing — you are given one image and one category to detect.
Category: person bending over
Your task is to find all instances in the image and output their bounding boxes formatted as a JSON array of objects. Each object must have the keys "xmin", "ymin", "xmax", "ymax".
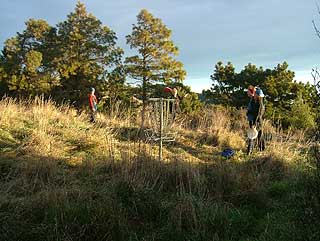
[{"xmin": 246, "ymin": 85, "xmax": 265, "ymax": 151}]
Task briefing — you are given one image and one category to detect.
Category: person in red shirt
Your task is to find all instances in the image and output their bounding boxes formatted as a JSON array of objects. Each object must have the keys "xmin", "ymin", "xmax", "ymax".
[{"xmin": 88, "ymin": 87, "xmax": 98, "ymax": 123}]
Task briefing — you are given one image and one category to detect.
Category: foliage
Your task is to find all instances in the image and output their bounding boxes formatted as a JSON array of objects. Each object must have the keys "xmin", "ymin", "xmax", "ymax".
[
  {"xmin": 0, "ymin": 19, "xmax": 59, "ymax": 96},
  {"xmin": 209, "ymin": 61, "xmax": 237, "ymax": 106},
  {"xmin": 287, "ymin": 93, "xmax": 316, "ymax": 129},
  {"xmin": 125, "ymin": 9, "xmax": 186, "ymax": 103},
  {"xmin": 52, "ymin": 1, "xmax": 124, "ymax": 106},
  {"xmin": 0, "ymin": 2, "xmax": 124, "ymax": 108}
]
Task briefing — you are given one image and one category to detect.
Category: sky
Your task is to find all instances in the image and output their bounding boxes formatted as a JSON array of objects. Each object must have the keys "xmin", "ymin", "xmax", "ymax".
[{"xmin": 0, "ymin": 0, "xmax": 319, "ymax": 92}]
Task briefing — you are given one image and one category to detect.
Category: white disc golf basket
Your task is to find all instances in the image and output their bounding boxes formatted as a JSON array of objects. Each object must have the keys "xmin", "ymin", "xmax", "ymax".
[{"xmin": 144, "ymin": 98, "xmax": 177, "ymax": 161}]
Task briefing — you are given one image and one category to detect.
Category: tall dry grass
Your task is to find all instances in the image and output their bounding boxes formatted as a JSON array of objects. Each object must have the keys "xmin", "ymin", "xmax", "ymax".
[{"xmin": 0, "ymin": 97, "xmax": 314, "ymax": 241}]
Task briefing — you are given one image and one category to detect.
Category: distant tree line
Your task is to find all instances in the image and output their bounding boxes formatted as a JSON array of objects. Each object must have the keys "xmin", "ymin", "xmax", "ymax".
[
  {"xmin": 0, "ymin": 2, "xmax": 186, "ymax": 108},
  {"xmin": 0, "ymin": 1, "xmax": 317, "ymax": 129}
]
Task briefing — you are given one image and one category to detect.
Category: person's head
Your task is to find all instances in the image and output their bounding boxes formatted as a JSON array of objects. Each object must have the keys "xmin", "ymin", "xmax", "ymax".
[
  {"xmin": 171, "ymin": 87, "xmax": 178, "ymax": 98},
  {"xmin": 254, "ymin": 87, "xmax": 264, "ymax": 100},
  {"xmin": 164, "ymin": 87, "xmax": 172, "ymax": 93},
  {"xmin": 89, "ymin": 87, "xmax": 95, "ymax": 94},
  {"xmin": 247, "ymin": 85, "xmax": 256, "ymax": 97}
]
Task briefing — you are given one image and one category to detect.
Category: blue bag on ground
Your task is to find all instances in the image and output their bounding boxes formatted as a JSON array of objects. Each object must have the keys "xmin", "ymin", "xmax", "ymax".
[{"xmin": 221, "ymin": 148, "xmax": 235, "ymax": 158}]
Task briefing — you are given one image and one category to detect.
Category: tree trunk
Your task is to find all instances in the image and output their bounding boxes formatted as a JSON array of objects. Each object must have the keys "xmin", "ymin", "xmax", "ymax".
[{"xmin": 141, "ymin": 77, "xmax": 147, "ymax": 129}]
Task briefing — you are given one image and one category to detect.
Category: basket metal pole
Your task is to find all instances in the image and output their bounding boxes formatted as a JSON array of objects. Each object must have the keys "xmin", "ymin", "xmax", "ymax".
[{"xmin": 159, "ymin": 98, "xmax": 163, "ymax": 162}]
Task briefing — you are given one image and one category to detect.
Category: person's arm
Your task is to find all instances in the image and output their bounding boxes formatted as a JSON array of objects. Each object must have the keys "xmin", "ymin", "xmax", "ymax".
[
  {"xmin": 93, "ymin": 95, "xmax": 98, "ymax": 111},
  {"xmin": 257, "ymin": 98, "xmax": 264, "ymax": 123}
]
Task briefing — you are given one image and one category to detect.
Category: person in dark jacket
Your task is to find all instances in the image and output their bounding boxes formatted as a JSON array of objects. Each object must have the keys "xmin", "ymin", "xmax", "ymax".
[{"xmin": 246, "ymin": 86, "xmax": 265, "ymax": 151}]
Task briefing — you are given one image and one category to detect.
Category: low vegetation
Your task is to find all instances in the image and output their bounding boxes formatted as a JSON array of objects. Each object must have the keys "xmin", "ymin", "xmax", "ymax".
[{"xmin": 0, "ymin": 97, "xmax": 319, "ymax": 241}]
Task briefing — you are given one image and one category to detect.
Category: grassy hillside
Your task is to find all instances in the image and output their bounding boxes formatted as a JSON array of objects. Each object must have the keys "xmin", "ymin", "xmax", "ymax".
[{"xmin": 0, "ymin": 97, "xmax": 319, "ymax": 241}]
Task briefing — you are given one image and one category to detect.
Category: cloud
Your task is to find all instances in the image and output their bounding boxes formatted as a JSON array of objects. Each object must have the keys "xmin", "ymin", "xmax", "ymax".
[{"xmin": 0, "ymin": 0, "xmax": 319, "ymax": 92}]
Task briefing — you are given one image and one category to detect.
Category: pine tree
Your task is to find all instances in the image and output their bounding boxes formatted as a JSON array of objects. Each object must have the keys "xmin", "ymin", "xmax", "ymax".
[
  {"xmin": 0, "ymin": 19, "xmax": 58, "ymax": 96},
  {"xmin": 288, "ymin": 93, "xmax": 316, "ymax": 129},
  {"xmin": 125, "ymin": 9, "xmax": 186, "ymax": 126},
  {"xmin": 210, "ymin": 61, "xmax": 236, "ymax": 106},
  {"xmin": 53, "ymin": 1, "xmax": 123, "ymax": 106}
]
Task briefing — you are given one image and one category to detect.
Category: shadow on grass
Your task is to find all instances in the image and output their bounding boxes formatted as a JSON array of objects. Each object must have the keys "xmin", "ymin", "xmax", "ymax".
[
  {"xmin": 112, "ymin": 126, "xmax": 141, "ymax": 142},
  {"xmin": 166, "ymin": 137, "xmax": 222, "ymax": 163},
  {"xmin": 0, "ymin": 138, "xmax": 314, "ymax": 241}
]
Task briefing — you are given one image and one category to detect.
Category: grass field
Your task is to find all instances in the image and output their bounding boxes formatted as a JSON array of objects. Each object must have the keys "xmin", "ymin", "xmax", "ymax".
[{"xmin": 0, "ymin": 97, "xmax": 319, "ymax": 241}]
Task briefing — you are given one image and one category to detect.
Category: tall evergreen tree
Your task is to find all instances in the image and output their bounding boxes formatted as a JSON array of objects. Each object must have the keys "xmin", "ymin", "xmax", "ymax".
[
  {"xmin": 0, "ymin": 1, "xmax": 124, "ymax": 102},
  {"xmin": 53, "ymin": 1, "xmax": 124, "ymax": 106},
  {"xmin": 0, "ymin": 19, "xmax": 58, "ymax": 96},
  {"xmin": 125, "ymin": 9, "xmax": 186, "ymax": 125},
  {"xmin": 263, "ymin": 62, "xmax": 296, "ymax": 121},
  {"xmin": 210, "ymin": 61, "xmax": 237, "ymax": 106}
]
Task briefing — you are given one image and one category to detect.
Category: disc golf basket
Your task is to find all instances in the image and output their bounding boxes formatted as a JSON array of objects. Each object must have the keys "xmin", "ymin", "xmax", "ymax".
[{"xmin": 144, "ymin": 98, "xmax": 177, "ymax": 161}]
